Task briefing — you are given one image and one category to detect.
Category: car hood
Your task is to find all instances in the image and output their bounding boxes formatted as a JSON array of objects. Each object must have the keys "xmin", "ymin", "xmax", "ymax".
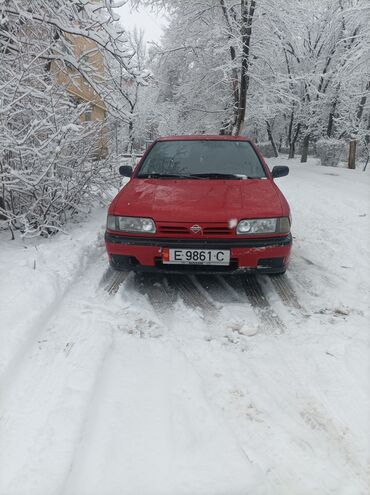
[{"xmin": 111, "ymin": 178, "xmax": 284, "ymax": 222}]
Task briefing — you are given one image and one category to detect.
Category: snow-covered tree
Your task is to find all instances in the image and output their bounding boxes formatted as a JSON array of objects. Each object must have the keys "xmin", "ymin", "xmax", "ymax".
[
  {"xmin": 138, "ymin": 0, "xmax": 370, "ymax": 166},
  {"xmin": 106, "ymin": 28, "xmax": 152, "ymax": 155}
]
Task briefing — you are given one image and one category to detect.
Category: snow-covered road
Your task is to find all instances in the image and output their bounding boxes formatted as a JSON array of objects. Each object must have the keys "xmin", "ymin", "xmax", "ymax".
[{"xmin": 0, "ymin": 160, "xmax": 369, "ymax": 495}]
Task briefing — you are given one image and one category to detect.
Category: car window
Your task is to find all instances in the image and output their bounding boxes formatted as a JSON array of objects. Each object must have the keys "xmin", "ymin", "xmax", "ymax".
[{"xmin": 137, "ymin": 140, "xmax": 267, "ymax": 178}]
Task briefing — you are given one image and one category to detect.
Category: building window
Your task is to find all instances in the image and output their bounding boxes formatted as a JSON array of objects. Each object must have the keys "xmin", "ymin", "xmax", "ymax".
[{"xmin": 84, "ymin": 106, "xmax": 93, "ymax": 121}]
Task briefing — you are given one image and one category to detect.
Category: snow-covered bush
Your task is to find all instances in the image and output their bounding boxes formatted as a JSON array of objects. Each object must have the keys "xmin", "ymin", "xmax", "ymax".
[
  {"xmin": 0, "ymin": 0, "xmax": 149, "ymax": 237},
  {"xmin": 315, "ymin": 139, "xmax": 346, "ymax": 167},
  {"xmin": 0, "ymin": 88, "xmax": 116, "ymax": 236}
]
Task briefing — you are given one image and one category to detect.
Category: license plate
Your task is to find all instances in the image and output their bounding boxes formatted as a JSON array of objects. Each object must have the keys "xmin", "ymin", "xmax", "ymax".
[{"xmin": 162, "ymin": 248, "xmax": 230, "ymax": 265}]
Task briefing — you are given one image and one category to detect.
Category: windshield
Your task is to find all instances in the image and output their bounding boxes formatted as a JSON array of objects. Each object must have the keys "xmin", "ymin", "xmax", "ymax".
[{"xmin": 137, "ymin": 140, "xmax": 267, "ymax": 179}]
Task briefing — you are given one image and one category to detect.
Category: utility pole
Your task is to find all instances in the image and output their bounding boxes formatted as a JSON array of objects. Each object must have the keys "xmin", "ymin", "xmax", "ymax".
[{"xmin": 348, "ymin": 139, "xmax": 357, "ymax": 169}]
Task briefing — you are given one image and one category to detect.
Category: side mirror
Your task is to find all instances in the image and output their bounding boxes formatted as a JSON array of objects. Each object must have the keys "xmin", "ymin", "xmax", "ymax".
[
  {"xmin": 119, "ymin": 165, "xmax": 133, "ymax": 178},
  {"xmin": 271, "ymin": 166, "xmax": 289, "ymax": 178}
]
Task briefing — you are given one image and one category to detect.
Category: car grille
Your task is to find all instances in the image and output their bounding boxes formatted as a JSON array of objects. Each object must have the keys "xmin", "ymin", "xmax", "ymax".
[
  {"xmin": 158, "ymin": 223, "xmax": 233, "ymax": 236},
  {"xmin": 159, "ymin": 226, "xmax": 189, "ymax": 235}
]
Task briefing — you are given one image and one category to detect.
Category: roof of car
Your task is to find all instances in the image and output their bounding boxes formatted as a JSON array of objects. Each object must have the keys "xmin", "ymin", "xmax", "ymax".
[{"xmin": 157, "ymin": 135, "xmax": 252, "ymax": 142}]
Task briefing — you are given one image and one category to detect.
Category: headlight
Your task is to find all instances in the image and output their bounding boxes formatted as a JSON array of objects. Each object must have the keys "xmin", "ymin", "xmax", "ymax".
[
  {"xmin": 107, "ymin": 215, "xmax": 156, "ymax": 233},
  {"xmin": 237, "ymin": 217, "xmax": 290, "ymax": 235}
]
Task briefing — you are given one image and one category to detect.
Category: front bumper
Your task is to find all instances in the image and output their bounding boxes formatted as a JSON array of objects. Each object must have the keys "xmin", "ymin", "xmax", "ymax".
[{"xmin": 105, "ymin": 232, "xmax": 292, "ymax": 274}]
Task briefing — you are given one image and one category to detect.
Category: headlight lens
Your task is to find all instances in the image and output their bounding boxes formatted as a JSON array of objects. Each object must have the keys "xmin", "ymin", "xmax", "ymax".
[
  {"xmin": 107, "ymin": 215, "xmax": 156, "ymax": 233},
  {"xmin": 237, "ymin": 217, "xmax": 290, "ymax": 235}
]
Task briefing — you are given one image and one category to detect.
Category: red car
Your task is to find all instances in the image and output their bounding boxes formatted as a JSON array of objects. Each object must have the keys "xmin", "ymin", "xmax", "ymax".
[{"xmin": 105, "ymin": 136, "xmax": 292, "ymax": 275}]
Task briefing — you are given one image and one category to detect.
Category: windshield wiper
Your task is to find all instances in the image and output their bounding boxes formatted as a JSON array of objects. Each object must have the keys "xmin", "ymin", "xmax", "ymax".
[
  {"xmin": 138, "ymin": 173, "xmax": 204, "ymax": 179},
  {"xmin": 138, "ymin": 173, "xmax": 263, "ymax": 180},
  {"xmin": 189, "ymin": 173, "xmax": 245, "ymax": 179},
  {"xmin": 191, "ymin": 173, "xmax": 265, "ymax": 179}
]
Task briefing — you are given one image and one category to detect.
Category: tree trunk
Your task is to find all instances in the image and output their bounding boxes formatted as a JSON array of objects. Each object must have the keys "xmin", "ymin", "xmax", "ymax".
[
  {"xmin": 220, "ymin": 114, "xmax": 233, "ymax": 135},
  {"xmin": 0, "ymin": 196, "xmax": 6, "ymax": 220},
  {"xmin": 287, "ymin": 110, "xmax": 294, "ymax": 150},
  {"xmin": 234, "ymin": 0, "xmax": 257, "ymax": 135},
  {"xmin": 348, "ymin": 140, "xmax": 357, "ymax": 169},
  {"xmin": 219, "ymin": 0, "xmax": 239, "ymax": 132},
  {"xmin": 127, "ymin": 119, "xmax": 134, "ymax": 154},
  {"xmin": 327, "ymin": 108, "xmax": 336, "ymax": 137},
  {"xmin": 300, "ymin": 134, "xmax": 310, "ymax": 163},
  {"xmin": 289, "ymin": 123, "xmax": 301, "ymax": 159},
  {"xmin": 365, "ymin": 115, "xmax": 370, "ymax": 171},
  {"xmin": 278, "ymin": 136, "xmax": 283, "ymax": 152},
  {"xmin": 347, "ymin": 81, "xmax": 370, "ymax": 170},
  {"xmin": 266, "ymin": 121, "xmax": 278, "ymax": 157},
  {"xmin": 327, "ymin": 85, "xmax": 340, "ymax": 137}
]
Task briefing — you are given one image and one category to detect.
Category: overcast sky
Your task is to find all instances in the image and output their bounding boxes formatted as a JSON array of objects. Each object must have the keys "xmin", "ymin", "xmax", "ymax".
[{"xmin": 117, "ymin": 4, "xmax": 167, "ymax": 43}]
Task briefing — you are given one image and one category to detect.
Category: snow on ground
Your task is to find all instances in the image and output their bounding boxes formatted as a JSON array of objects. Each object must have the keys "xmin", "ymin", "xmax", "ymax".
[{"xmin": 0, "ymin": 158, "xmax": 369, "ymax": 495}]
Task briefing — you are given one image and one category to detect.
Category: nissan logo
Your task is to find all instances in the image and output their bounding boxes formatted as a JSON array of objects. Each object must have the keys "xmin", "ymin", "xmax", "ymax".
[{"xmin": 190, "ymin": 224, "xmax": 202, "ymax": 234}]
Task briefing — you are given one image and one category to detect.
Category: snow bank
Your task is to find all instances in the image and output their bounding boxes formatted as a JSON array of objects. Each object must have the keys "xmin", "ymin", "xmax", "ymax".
[{"xmin": 0, "ymin": 209, "xmax": 107, "ymax": 380}]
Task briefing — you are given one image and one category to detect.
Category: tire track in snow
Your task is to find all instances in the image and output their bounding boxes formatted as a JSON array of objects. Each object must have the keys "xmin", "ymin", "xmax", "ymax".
[
  {"xmin": 0, "ymin": 244, "xmax": 104, "ymax": 399},
  {"xmin": 196, "ymin": 272, "xmax": 307, "ymax": 320},
  {"xmin": 138, "ymin": 274, "xmax": 259, "ymax": 349},
  {"xmin": 101, "ymin": 266, "xmax": 130, "ymax": 295},
  {"xmin": 268, "ymin": 274, "xmax": 305, "ymax": 311},
  {"xmin": 0, "ymin": 259, "xmax": 117, "ymax": 495},
  {"xmin": 225, "ymin": 275, "xmax": 285, "ymax": 332},
  {"xmin": 196, "ymin": 274, "xmax": 241, "ymax": 304},
  {"xmin": 58, "ymin": 338, "xmax": 115, "ymax": 495},
  {"xmin": 255, "ymin": 274, "xmax": 310, "ymax": 321},
  {"xmin": 139, "ymin": 272, "xmax": 282, "ymax": 341},
  {"xmin": 133, "ymin": 273, "xmax": 177, "ymax": 314},
  {"xmin": 139, "ymin": 274, "xmax": 218, "ymax": 319},
  {"xmin": 167, "ymin": 275, "xmax": 217, "ymax": 317}
]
